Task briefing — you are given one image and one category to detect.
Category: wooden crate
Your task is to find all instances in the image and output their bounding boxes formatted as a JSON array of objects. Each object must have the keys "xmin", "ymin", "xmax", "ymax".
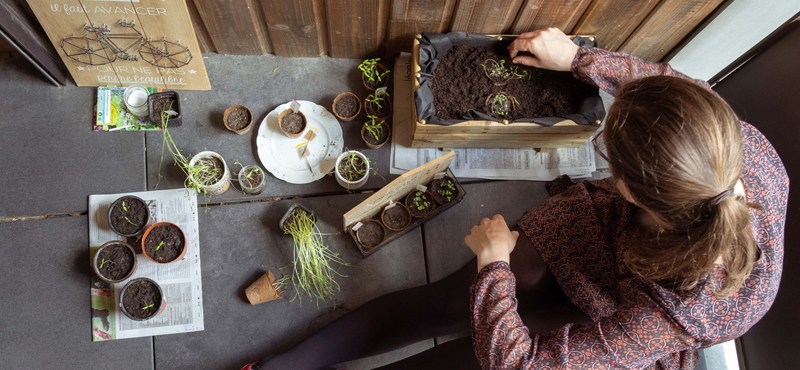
[{"xmin": 410, "ymin": 35, "xmax": 601, "ymax": 149}]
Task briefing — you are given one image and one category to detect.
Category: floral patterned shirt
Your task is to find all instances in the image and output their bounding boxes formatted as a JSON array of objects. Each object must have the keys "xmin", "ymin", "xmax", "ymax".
[{"xmin": 470, "ymin": 47, "xmax": 789, "ymax": 369}]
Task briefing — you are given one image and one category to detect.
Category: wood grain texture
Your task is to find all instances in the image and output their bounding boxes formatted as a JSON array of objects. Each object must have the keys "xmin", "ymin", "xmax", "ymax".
[
  {"xmin": 259, "ymin": 0, "xmax": 327, "ymax": 57},
  {"xmin": 450, "ymin": 0, "xmax": 524, "ymax": 34},
  {"xmin": 511, "ymin": 0, "xmax": 592, "ymax": 34},
  {"xmin": 326, "ymin": 0, "xmax": 390, "ymax": 58},
  {"xmin": 193, "ymin": 0, "xmax": 271, "ymax": 55},
  {"xmin": 387, "ymin": 0, "xmax": 456, "ymax": 57},
  {"xmin": 619, "ymin": 0, "xmax": 724, "ymax": 61},
  {"xmin": 187, "ymin": 0, "xmax": 215, "ymax": 53},
  {"xmin": 573, "ymin": 0, "xmax": 661, "ymax": 51}
]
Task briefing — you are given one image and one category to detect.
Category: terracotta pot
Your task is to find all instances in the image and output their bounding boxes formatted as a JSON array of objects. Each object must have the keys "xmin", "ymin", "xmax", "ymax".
[
  {"xmin": 360, "ymin": 120, "xmax": 391, "ymax": 149},
  {"xmin": 119, "ymin": 278, "xmax": 167, "ymax": 321},
  {"xmin": 141, "ymin": 222, "xmax": 188, "ymax": 264},
  {"xmin": 380, "ymin": 203, "xmax": 412, "ymax": 231},
  {"xmin": 92, "ymin": 241, "xmax": 138, "ymax": 284},
  {"xmin": 278, "ymin": 109, "xmax": 307, "ymax": 138},
  {"xmin": 355, "ymin": 220, "xmax": 386, "ymax": 250},
  {"xmin": 361, "ymin": 63, "xmax": 389, "ymax": 91},
  {"xmin": 363, "ymin": 92, "xmax": 392, "ymax": 121},
  {"xmin": 223, "ymin": 104, "xmax": 253, "ymax": 135},
  {"xmin": 405, "ymin": 190, "xmax": 436, "ymax": 218},
  {"xmin": 332, "ymin": 92, "xmax": 361, "ymax": 121}
]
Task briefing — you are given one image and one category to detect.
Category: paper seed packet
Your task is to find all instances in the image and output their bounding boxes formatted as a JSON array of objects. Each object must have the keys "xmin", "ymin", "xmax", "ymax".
[{"xmin": 94, "ymin": 86, "xmax": 162, "ymax": 131}]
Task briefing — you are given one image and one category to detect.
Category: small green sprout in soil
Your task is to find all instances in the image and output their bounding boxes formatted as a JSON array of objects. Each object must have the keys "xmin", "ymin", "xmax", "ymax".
[
  {"xmin": 156, "ymin": 241, "xmax": 164, "ymax": 251},
  {"xmin": 99, "ymin": 258, "xmax": 107, "ymax": 269},
  {"xmin": 359, "ymin": 58, "xmax": 390, "ymax": 83},
  {"xmin": 124, "ymin": 216, "xmax": 135, "ymax": 225},
  {"xmin": 480, "ymin": 59, "xmax": 530, "ymax": 83},
  {"xmin": 412, "ymin": 191, "xmax": 431, "ymax": 211},
  {"xmin": 122, "ymin": 201, "xmax": 128, "ymax": 212},
  {"xmin": 338, "ymin": 152, "xmax": 368, "ymax": 182},
  {"xmin": 141, "ymin": 304, "xmax": 154, "ymax": 310},
  {"xmin": 364, "ymin": 115, "xmax": 386, "ymax": 141},
  {"xmin": 365, "ymin": 91, "xmax": 390, "ymax": 110},
  {"xmin": 439, "ymin": 179, "xmax": 457, "ymax": 202},
  {"xmin": 487, "ymin": 92, "xmax": 519, "ymax": 117}
]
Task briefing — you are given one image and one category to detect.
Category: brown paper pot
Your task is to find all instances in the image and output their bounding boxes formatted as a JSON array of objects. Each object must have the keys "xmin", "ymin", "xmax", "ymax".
[
  {"xmin": 362, "ymin": 63, "xmax": 389, "ymax": 91},
  {"xmin": 332, "ymin": 92, "xmax": 361, "ymax": 121},
  {"xmin": 278, "ymin": 109, "xmax": 307, "ymax": 138},
  {"xmin": 223, "ymin": 104, "xmax": 253, "ymax": 135},
  {"xmin": 355, "ymin": 220, "xmax": 386, "ymax": 250},
  {"xmin": 360, "ymin": 121, "xmax": 391, "ymax": 149},
  {"xmin": 380, "ymin": 203, "xmax": 412, "ymax": 231},
  {"xmin": 246, "ymin": 271, "xmax": 283, "ymax": 305},
  {"xmin": 364, "ymin": 93, "xmax": 392, "ymax": 121}
]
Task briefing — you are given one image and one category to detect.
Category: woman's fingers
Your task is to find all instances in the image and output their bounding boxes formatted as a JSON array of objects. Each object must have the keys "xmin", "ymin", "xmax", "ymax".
[{"xmin": 512, "ymin": 55, "xmax": 543, "ymax": 68}]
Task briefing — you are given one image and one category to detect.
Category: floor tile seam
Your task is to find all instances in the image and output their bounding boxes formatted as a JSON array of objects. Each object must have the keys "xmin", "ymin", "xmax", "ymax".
[{"xmin": 0, "ymin": 211, "xmax": 87, "ymax": 223}]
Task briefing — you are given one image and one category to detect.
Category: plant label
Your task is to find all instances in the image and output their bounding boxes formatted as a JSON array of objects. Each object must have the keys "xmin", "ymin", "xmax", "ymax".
[
  {"xmin": 296, "ymin": 142, "xmax": 309, "ymax": 157},
  {"xmin": 434, "ymin": 172, "xmax": 446, "ymax": 180},
  {"xmin": 376, "ymin": 86, "xmax": 388, "ymax": 94},
  {"xmin": 352, "ymin": 222, "xmax": 363, "ymax": 231},
  {"xmin": 290, "ymin": 100, "xmax": 301, "ymax": 113},
  {"xmin": 385, "ymin": 200, "xmax": 396, "ymax": 210},
  {"xmin": 304, "ymin": 129, "xmax": 318, "ymax": 141},
  {"xmin": 416, "ymin": 184, "xmax": 428, "ymax": 192}
]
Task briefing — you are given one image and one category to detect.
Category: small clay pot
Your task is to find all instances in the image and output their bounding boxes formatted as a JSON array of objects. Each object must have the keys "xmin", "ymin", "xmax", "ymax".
[
  {"xmin": 119, "ymin": 278, "xmax": 167, "ymax": 321},
  {"xmin": 485, "ymin": 92, "xmax": 517, "ymax": 117},
  {"xmin": 141, "ymin": 222, "xmax": 187, "ymax": 264},
  {"xmin": 405, "ymin": 190, "xmax": 435, "ymax": 218},
  {"xmin": 332, "ymin": 92, "xmax": 361, "ymax": 121},
  {"xmin": 355, "ymin": 220, "xmax": 386, "ymax": 250},
  {"xmin": 380, "ymin": 203, "xmax": 412, "ymax": 231},
  {"xmin": 92, "ymin": 241, "xmax": 138, "ymax": 284},
  {"xmin": 362, "ymin": 63, "xmax": 389, "ymax": 91},
  {"xmin": 223, "ymin": 104, "xmax": 253, "ymax": 135},
  {"xmin": 278, "ymin": 109, "xmax": 307, "ymax": 138},
  {"xmin": 364, "ymin": 92, "xmax": 392, "ymax": 121},
  {"xmin": 360, "ymin": 120, "xmax": 391, "ymax": 149}
]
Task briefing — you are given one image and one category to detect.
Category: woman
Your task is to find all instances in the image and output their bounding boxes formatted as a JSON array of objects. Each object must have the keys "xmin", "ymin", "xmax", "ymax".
[{"xmin": 245, "ymin": 28, "xmax": 788, "ymax": 369}]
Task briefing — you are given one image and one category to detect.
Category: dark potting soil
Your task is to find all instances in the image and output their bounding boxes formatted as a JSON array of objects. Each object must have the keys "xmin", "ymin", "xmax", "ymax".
[
  {"xmin": 406, "ymin": 191, "xmax": 433, "ymax": 218},
  {"xmin": 430, "ymin": 177, "xmax": 459, "ymax": 204},
  {"xmin": 110, "ymin": 196, "xmax": 148, "ymax": 235},
  {"xmin": 227, "ymin": 107, "xmax": 251, "ymax": 130},
  {"xmin": 152, "ymin": 96, "xmax": 177, "ymax": 119},
  {"xmin": 430, "ymin": 45, "xmax": 596, "ymax": 120},
  {"xmin": 362, "ymin": 122, "xmax": 389, "ymax": 146},
  {"xmin": 365, "ymin": 95, "xmax": 391, "ymax": 118},
  {"xmin": 382, "ymin": 205, "xmax": 410, "ymax": 230},
  {"xmin": 122, "ymin": 280, "xmax": 161, "ymax": 320},
  {"xmin": 144, "ymin": 224, "xmax": 185, "ymax": 263},
  {"xmin": 96, "ymin": 243, "xmax": 135, "ymax": 280},
  {"xmin": 241, "ymin": 168, "xmax": 263, "ymax": 189},
  {"xmin": 364, "ymin": 67, "xmax": 389, "ymax": 90},
  {"xmin": 335, "ymin": 94, "xmax": 359, "ymax": 118},
  {"xmin": 195, "ymin": 156, "xmax": 224, "ymax": 186},
  {"xmin": 337, "ymin": 154, "xmax": 367, "ymax": 182},
  {"xmin": 281, "ymin": 112, "xmax": 306, "ymax": 134},
  {"xmin": 357, "ymin": 221, "xmax": 385, "ymax": 248}
]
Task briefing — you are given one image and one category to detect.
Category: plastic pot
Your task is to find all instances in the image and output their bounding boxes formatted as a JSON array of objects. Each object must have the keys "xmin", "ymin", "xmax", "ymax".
[
  {"xmin": 334, "ymin": 151, "xmax": 369, "ymax": 190},
  {"xmin": 278, "ymin": 109, "xmax": 307, "ymax": 138},
  {"xmin": 332, "ymin": 92, "xmax": 361, "ymax": 121},
  {"xmin": 188, "ymin": 151, "xmax": 231, "ymax": 196},
  {"xmin": 238, "ymin": 164, "xmax": 266, "ymax": 195},
  {"xmin": 141, "ymin": 222, "xmax": 188, "ymax": 264},
  {"xmin": 362, "ymin": 63, "xmax": 389, "ymax": 91},
  {"xmin": 92, "ymin": 241, "xmax": 138, "ymax": 284},
  {"xmin": 223, "ymin": 104, "xmax": 253, "ymax": 135},
  {"xmin": 119, "ymin": 278, "xmax": 167, "ymax": 321},
  {"xmin": 279, "ymin": 203, "xmax": 314, "ymax": 233},
  {"xmin": 361, "ymin": 120, "xmax": 392, "ymax": 149},
  {"xmin": 147, "ymin": 91, "xmax": 182, "ymax": 126},
  {"xmin": 107, "ymin": 195, "xmax": 151, "ymax": 237}
]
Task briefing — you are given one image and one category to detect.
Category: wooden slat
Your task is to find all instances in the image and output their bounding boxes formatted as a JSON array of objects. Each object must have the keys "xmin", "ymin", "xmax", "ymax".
[
  {"xmin": 450, "ymin": 0, "xmax": 524, "ymax": 34},
  {"xmin": 326, "ymin": 0, "xmax": 390, "ymax": 58},
  {"xmin": 619, "ymin": 0, "xmax": 724, "ymax": 61},
  {"xmin": 511, "ymin": 0, "xmax": 593, "ymax": 34},
  {"xmin": 193, "ymin": 0, "xmax": 271, "ymax": 55},
  {"xmin": 0, "ymin": 37, "xmax": 15, "ymax": 52},
  {"xmin": 386, "ymin": 0, "xmax": 456, "ymax": 57},
  {"xmin": 572, "ymin": 0, "xmax": 661, "ymax": 51},
  {"xmin": 187, "ymin": 0, "xmax": 216, "ymax": 53},
  {"xmin": 411, "ymin": 133, "xmax": 586, "ymax": 148},
  {"xmin": 259, "ymin": 0, "xmax": 327, "ymax": 57}
]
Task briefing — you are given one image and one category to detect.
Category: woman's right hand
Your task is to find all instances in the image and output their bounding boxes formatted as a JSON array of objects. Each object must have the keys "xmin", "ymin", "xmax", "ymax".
[{"xmin": 507, "ymin": 27, "xmax": 579, "ymax": 72}]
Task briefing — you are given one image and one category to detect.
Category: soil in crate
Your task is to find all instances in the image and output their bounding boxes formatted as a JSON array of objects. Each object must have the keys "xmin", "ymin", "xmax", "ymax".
[
  {"xmin": 382, "ymin": 205, "xmax": 410, "ymax": 230},
  {"xmin": 151, "ymin": 96, "xmax": 177, "ymax": 119},
  {"xmin": 96, "ymin": 243, "xmax": 135, "ymax": 280},
  {"xmin": 122, "ymin": 280, "xmax": 161, "ymax": 319},
  {"xmin": 357, "ymin": 222, "xmax": 385, "ymax": 248},
  {"xmin": 281, "ymin": 112, "xmax": 305, "ymax": 134},
  {"xmin": 363, "ymin": 123, "xmax": 389, "ymax": 146},
  {"xmin": 430, "ymin": 45, "xmax": 596, "ymax": 120},
  {"xmin": 144, "ymin": 224, "xmax": 185, "ymax": 263},
  {"xmin": 336, "ymin": 95, "xmax": 359, "ymax": 118},
  {"xmin": 227, "ymin": 107, "xmax": 251, "ymax": 130},
  {"xmin": 110, "ymin": 196, "xmax": 148, "ymax": 234}
]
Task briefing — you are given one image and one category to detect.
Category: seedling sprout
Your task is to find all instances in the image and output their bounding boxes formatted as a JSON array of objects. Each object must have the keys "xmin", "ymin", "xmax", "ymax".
[
  {"xmin": 365, "ymin": 91, "xmax": 390, "ymax": 110},
  {"xmin": 124, "ymin": 216, "xmax": 135, "ymax": 225},
  {"xmin": 364, "ymin": 115, "xmax": 386, "ymax": 142},
  {"xmin": 99, "ymin": 258, "xmax": 106, "ymax": 269},
  {"xmin": 141, "ymin": 304, "xmax": 154, "ymax": 310},
  {"xmin": 156, "ymin": 241, "xmax": 164, "ymax": 251},
  {"xmin": 480, "ymin": 59, "xmax": 530, "ymax": 84},
  {"xmin": 122, "ymin": 201, "xmax": 128, "ymax": 212},
  {"xmin": 358, "ymin": 58, "xmax": 390, "ymax": 83},
  {"xmin": 486, "ymin": 92, "xmax": 519, "ymax": 117}
]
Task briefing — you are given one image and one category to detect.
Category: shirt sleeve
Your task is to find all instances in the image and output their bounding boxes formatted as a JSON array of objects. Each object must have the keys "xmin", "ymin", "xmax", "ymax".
[
  {"xmin": 471, "ymin": 262, "xmax": 698, "ymax": 369},
  {"xmin": 571, "ymin": 46, "xmax": 713, "ymax": 95}
]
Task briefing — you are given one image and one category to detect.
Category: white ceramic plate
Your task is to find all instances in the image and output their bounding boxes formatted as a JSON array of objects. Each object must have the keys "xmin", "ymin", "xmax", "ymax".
[{"xmin": 256, "ymin": 100, "xmax": 343, "ymax": 184}]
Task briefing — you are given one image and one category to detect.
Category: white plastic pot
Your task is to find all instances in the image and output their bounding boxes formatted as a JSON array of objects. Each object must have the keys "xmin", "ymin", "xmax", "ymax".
[
  {"xmin": 188, "ymin": 151, "xmax": 231, "ymax": 196},
  {"xmin": 335, "ymin": 150, "xmax": 369, "ymax": 190}
]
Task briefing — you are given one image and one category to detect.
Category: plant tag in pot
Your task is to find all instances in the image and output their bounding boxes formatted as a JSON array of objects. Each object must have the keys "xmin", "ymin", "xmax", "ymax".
[
  {"xmin": 352, "ymin": 222, "xmax": 363, "ymax": 231},
  {"xmin": 164, "ymin": 109, "xmax": 179, "ymax": 117},
  {"xmin": 416, "ymin": 184, "xmax": 428, "ymax": 192},
  {"xmin": 376, "ymin": 86, "xmax": 388, "ymax": 95},
  {"xmin": 289, "ymin": 99, "xmax": 301, "ymax": 113},
  {"xmin": 434, "ymin": 172, "xmax": 446, "ymax": 180},
  {"xmin": 296, "ymin": 141, "xmax": 309, "ymax": 157},
  {"xmin": 385, "ymin": 200, "xmax": 396, "ymax": 210}
]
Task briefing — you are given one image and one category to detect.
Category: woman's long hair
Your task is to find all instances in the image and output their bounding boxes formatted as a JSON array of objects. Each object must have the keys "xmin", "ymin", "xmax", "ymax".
[{"xmin": 604, "ymin": 76, "xmax": 758, "ymax": 297}]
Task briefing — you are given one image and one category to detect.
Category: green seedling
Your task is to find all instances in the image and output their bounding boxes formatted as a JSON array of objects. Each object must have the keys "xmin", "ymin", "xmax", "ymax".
[
  {"xmin": 141, "ymin": 304, "xmax": 154, "ymax": 310},
  {"xmin": 358, "ymin": 58, "xmax": 391, "ymax": 84},
  {"xmin": 487, "ymin": 92, "xmax": 519, "ymax": 117},
  {"xmin": 480, "ymin": 59, "xmax": 530, "ymax": 83},
  {"xmin": 364, "ymin": 115, "xmax": 387, "ymax": 142},
  {"xmin": 156, "ymin": 241, "xmax": 164, "ymax": 251},
  {"xmin": 99, "ymin": 258, "xmax": 106, "ymax": 269},
  {"xmin": 365, "ymin": 91, "xmax": 390, "ymax": 110},
  {"xmin": 124, "ymin": 216, "xmax": 135, "ymax": 225},
  {"xmin": 122, "ymin": 201, "xmax": 128, "ymax": 212}
]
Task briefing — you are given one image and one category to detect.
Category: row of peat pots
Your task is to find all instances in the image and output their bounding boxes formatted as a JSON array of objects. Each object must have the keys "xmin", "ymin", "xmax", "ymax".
[{"xmin": 92, "ymin": 195, "xmax": 185, "ymax": 321}]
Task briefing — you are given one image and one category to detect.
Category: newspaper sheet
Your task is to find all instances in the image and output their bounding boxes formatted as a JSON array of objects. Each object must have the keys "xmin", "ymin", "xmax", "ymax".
[
  {"xmin": 88, "ymin": 189, "xmax": 204, "ymax": 341},
  {"xmin": 390, "ymin": 52, "xmax": 596, "ymax": 180}
]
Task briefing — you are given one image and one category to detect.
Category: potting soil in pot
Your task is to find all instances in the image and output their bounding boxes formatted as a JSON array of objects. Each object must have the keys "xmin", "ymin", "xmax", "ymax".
[
  {"xmin": 363, "ymin": 122, "xmax": 389, "ymax": 146},
  {"xmin": 365, "ymin": 96, "xmax": 390, "ymax": 118},
  {"xmin": 382, "ymin": 205, "xmax": 410, "ymax": 230},
  {"xmin": 406, "ymin": 191, "xmax": 433, "ymax": 217},
  {"xmin": 430, "ymin": 177, "xmax": 459, "ymax": 204},
  {"xmin": 336, "ymin": 95, "xmax": 359, "ymax": 118},
  {"xmin": 227, "ymin": 107, "xmax": 251, "ymax": 130},
  {"xmin": 337, "ymin": 154, "xmax": 367, "ymax": 182},
  {"xmin": 431, "ymin": 45, "xmax": 596, "ymax": 120},
  {"xmin": 281, "ymin": 112, "xmax": 305, "ymax": 134},
  {"xmin": 145, "ymin": 224, "xmax": 185, "ymax": 263},
  {"xmin": 110, "ymin": 196, "xmax": 148, "ymax": 234},
  {"xmin": 357, "ymin": 222, "xmax": 385, "ymax": 248},
  {"xmin": 195, "ymin": 157, "xmax": 225, "ymax": 185},
  {"xmin": 96, "ymin": 243, "xmax": 135, "ymax": 280},
  {"xmin": 122, "ymin": 280, "xmax": 161, "ymax": 319},
  {"xmin": 241, "ymin": 168, "xmax": 263, "ymax": 190},
  {"xmin": 151, "ymin": 95, "xmax": 177, "ymax": 118}
]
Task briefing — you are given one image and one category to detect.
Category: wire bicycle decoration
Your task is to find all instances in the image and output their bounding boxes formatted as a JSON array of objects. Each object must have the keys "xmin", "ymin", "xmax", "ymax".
[{"xmin": 60, "ymin": 19, "xmax": 192, "ymax": 68}]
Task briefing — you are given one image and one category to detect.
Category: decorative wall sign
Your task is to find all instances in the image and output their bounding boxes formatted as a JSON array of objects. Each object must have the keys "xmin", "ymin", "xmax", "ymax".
[{"xmin": 27, "ymin": 0, "xmax": 211, "ymax": 90}]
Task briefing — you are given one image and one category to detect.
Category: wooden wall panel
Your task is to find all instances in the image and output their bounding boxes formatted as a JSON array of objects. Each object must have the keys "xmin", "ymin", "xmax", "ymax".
[
  {"xmin": 387, "ymin": 0, "xmax": 456, "ymax": 57},
  {"xmin": 326, "ymin": 0, "xmax": 390, "ymax": 58},
  {"xmin": 260, "ymin": 0, "xmax": 327, "ymax": 57},
  {"xmin": 193, "ymin": 0, "xmax": 271, "ymax": 55},
  {"xmin": 572, "ymin": 0, "xmax": 660, "ymax": 51},
  {"xmin": 450, "ymin": 0, "xmax": 524, "ymax": 34},
  {"xmin": 511, "ymin": 0, "xmax": 592, "ymax": 34},
  {"xmin": 619, "ymin": 0, "xmax": 724, "ymax": 61},
  {"xmin": 187, "ymin": 0, "xmax": 216, "ymax": 53}
]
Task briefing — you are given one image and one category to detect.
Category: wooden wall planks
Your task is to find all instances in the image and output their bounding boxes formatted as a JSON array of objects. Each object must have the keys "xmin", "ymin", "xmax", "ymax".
[
  {"xmin": 326, "ymin": 0, "xmax": 391, "ymax": 58},
  {"xmin": 450, "ymin": 0, "xmax": 524, "ymax": 34},
  {"xmin": 193, "ymin": 0, "xmax": 272, "ymax": 55},
  {"xmin": 260, "ymin": 0, "xmax": 327, "ymax": 57},
  {"xmin": 511, "ymin": 0, "xmax": 593, "ymax": 34},
  {"xmin": 187, "ymin": 0, "xmax": 216, "ymax": 53},
  {"xmin": 386, "ymin": 0, "xmax": 456, "ymax": 59},
  {"xmin": 573, "ymin": 0, "xmax": 661, "ymax": 51}
]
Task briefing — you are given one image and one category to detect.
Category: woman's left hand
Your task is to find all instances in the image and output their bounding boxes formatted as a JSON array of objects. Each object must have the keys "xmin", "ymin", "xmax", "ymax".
[{"xmin": 465, "ymin": 214, "xmax": 519, "ymax": 272}]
